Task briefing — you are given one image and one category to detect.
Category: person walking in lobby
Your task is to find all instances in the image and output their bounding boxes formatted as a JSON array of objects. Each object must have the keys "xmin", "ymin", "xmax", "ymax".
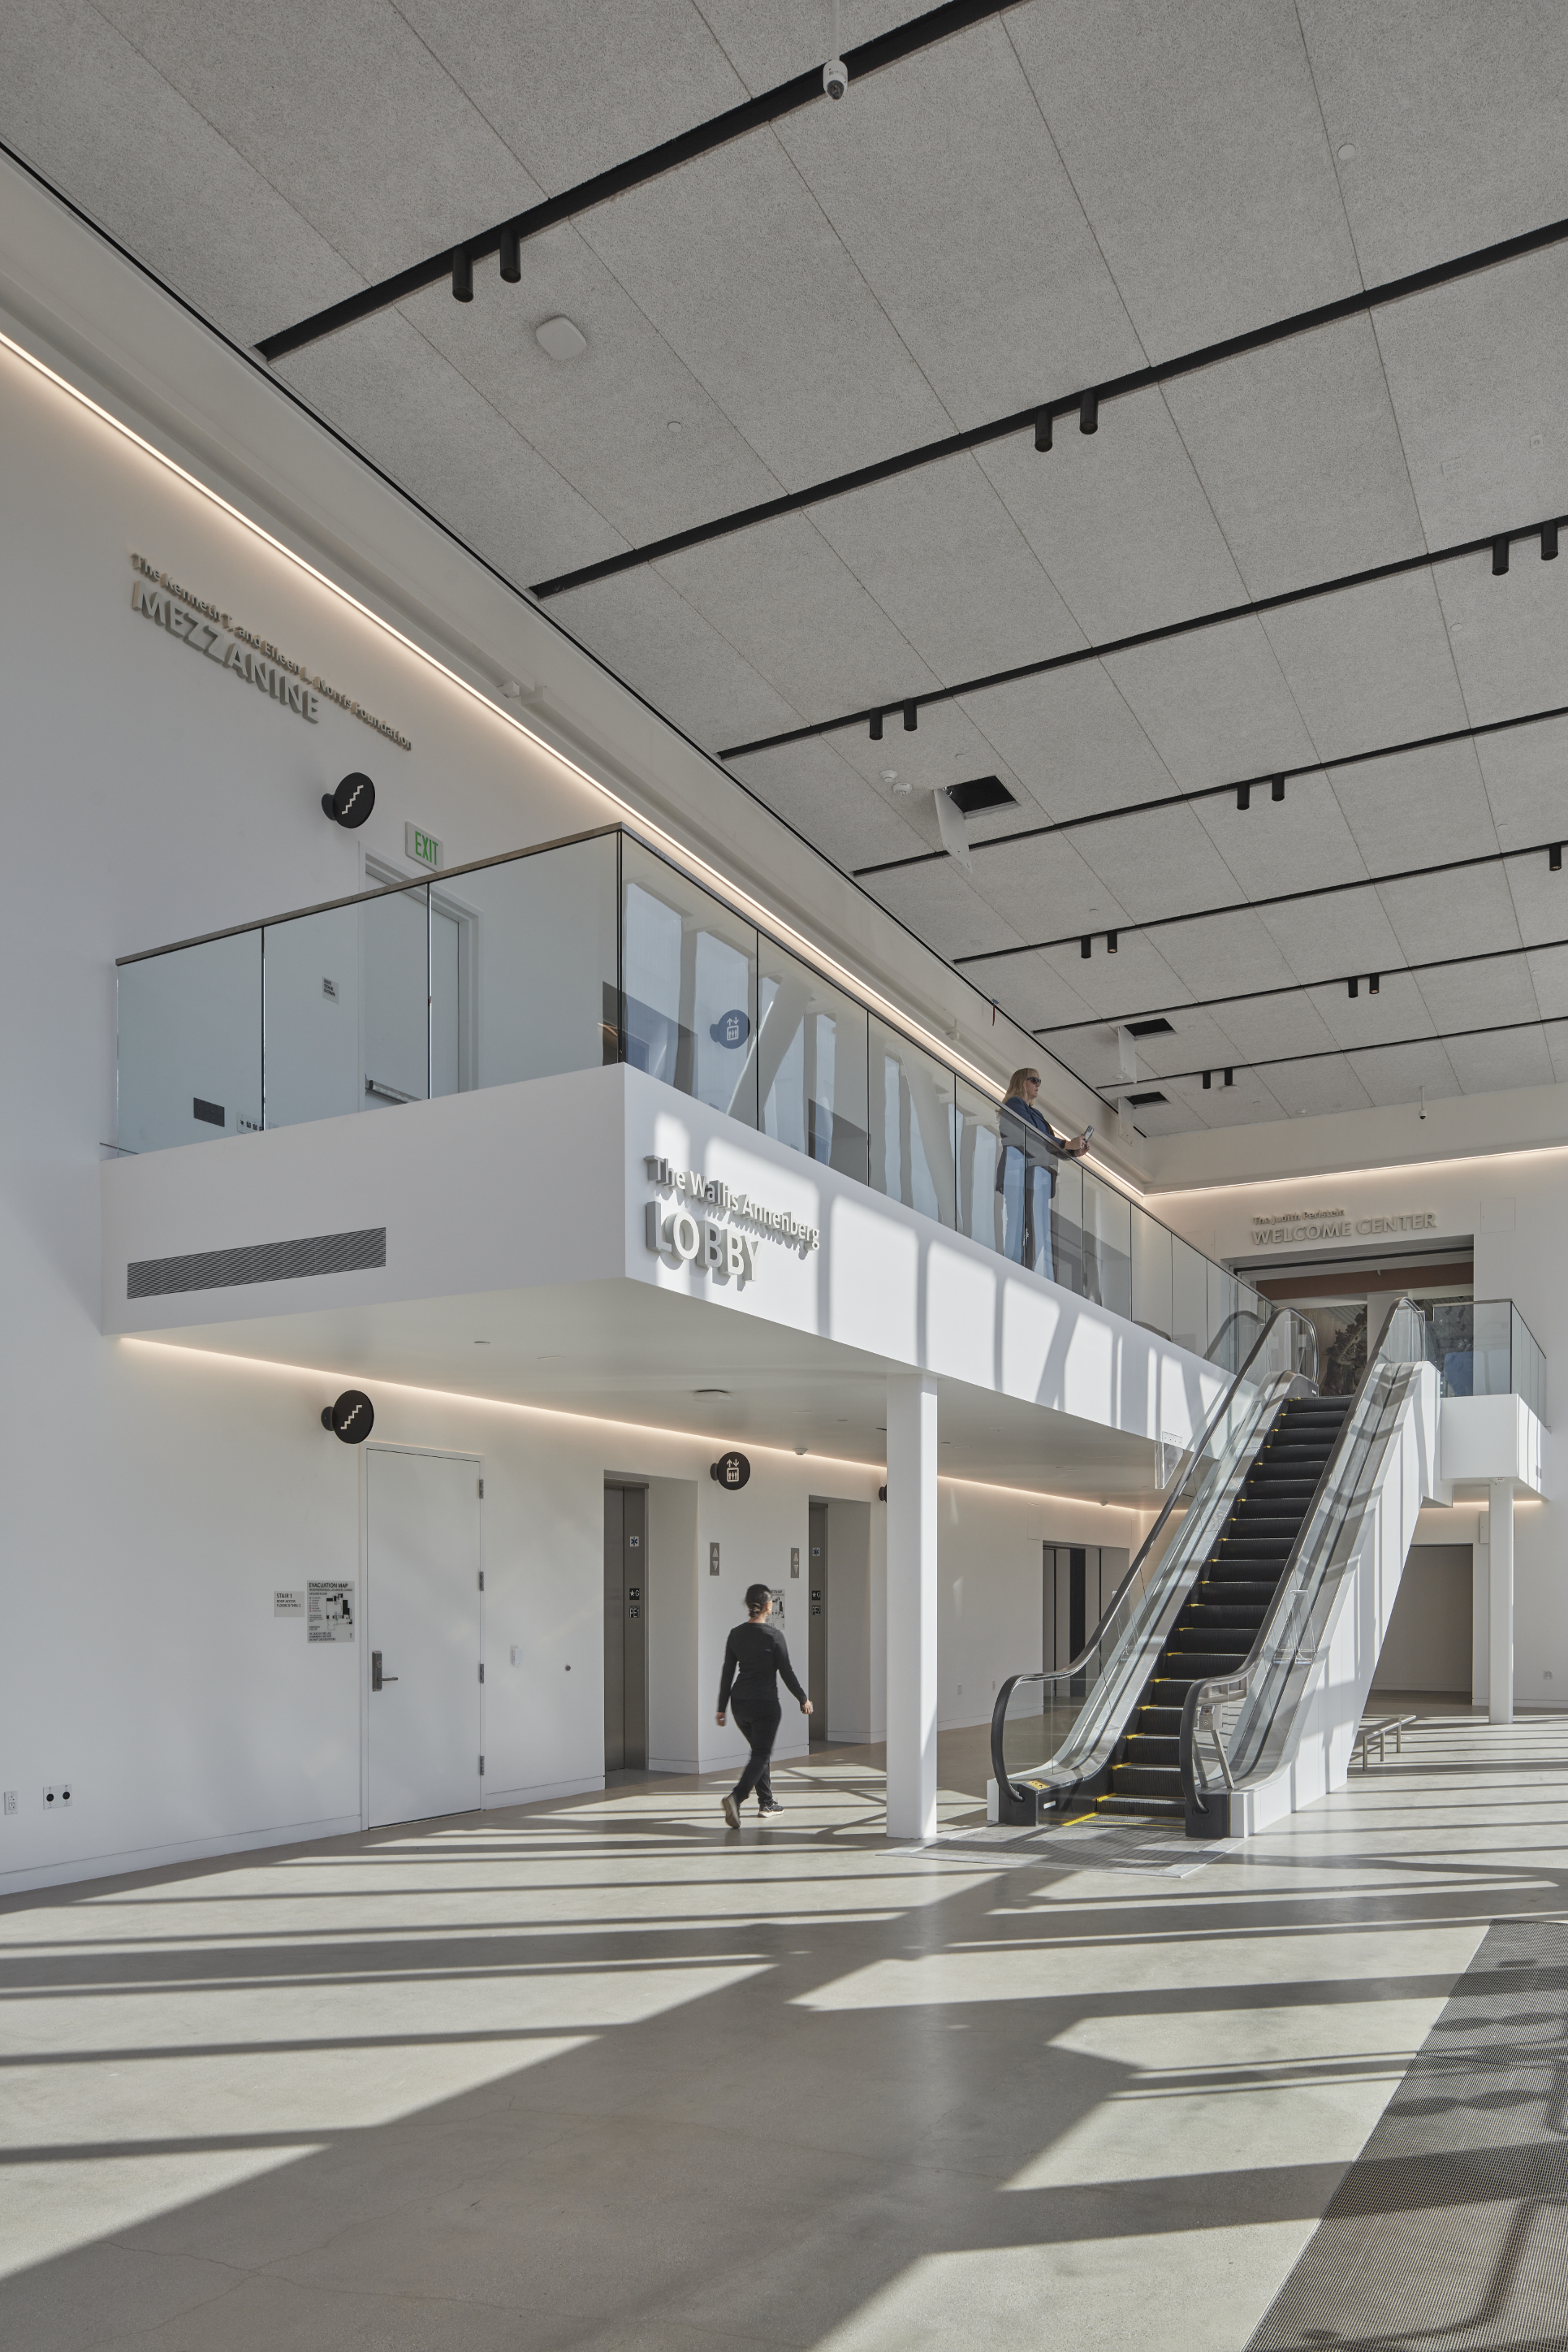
[
  {"xmin": 999, "ymin": 1068, "xmax": 1090, "ymax": 1282},
  {"xmin": 716, "ymin": 1584, "xmax": 811, "ymax": 1827}
]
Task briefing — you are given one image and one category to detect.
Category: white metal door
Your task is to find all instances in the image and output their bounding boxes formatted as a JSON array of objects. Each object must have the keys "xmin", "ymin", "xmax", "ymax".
[{"xmin": 366, "ymin": 1448, "xmax": 482, "ymax": 1827}]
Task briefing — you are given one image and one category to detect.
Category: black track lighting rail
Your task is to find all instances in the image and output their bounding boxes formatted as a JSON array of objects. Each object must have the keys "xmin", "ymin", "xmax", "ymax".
[
  {"xmin": 722, "ymin": 508, "xmax": 1566, "ymax": 761},
  {"xmin": 952, "ymin": 837, "xmax": 1566, "ymax": 970},
  {"xmin": 254, "ymin": 0, "xmax": 1017, "ymax": 364},
  {"xmin": 534, "ymin": 210, "xmax": 1568, "ymax": 602},
  {"xmin": 1150, "ymin": 1010, "xmax": 1568, "ymax": 1093},
  {"xmin": 1033, "ymin": 930, "xmax": 1568, "ymax": 1041},
  {"xmin": 852, "ymin": 695, "xmax": 1568, "ymax": 880}
]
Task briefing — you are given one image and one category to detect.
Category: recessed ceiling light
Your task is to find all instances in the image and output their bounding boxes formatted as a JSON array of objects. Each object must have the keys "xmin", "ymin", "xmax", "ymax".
[
  {"xmin": 694, "ymin": 1386, "xmax": 730, "ymax": 1395},
  {"xmin": 667, "ymin": 418, "xmax": 684, "ymax": 435},
  {"xmin": 1337, "ymin": 141, "xmax": 1356, "ymax": 160},
  {"xmin": 473, "ymin": 1338, "xmax": 490, "ymax": 1344},
  {"xmin": 536, "ymin": 315, "xmax": 587, "ymax": 361},
  {"xmin": 880, "ymin": 769, "xmax": 899, "ymax": 783}
]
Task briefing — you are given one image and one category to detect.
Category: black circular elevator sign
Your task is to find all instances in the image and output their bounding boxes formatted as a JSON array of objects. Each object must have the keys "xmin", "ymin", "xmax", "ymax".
[{"xmin": 710, "ymin": 1451, "xmax": 751, "ymax": 1490}]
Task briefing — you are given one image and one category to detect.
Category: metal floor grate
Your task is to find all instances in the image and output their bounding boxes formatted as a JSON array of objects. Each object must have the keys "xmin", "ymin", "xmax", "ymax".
[{"xmin": 1249, "ymin": 1915, "xmax": 1568, "ymax": 2349}]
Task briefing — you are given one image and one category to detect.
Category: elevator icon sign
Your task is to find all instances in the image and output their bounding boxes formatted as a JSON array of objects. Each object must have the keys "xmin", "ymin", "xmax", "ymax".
[
  {"xmin": 710, "ymin": 1451, "xmax": 751, "ymax": 1490},
  {"xmin": 710, "ymin": 1009, "xmax": 750, "ymax": 1048}
]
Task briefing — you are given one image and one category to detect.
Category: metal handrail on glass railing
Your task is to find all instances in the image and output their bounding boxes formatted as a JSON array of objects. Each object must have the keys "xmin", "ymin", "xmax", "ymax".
[
  {"xmin": 1181, "ymin": 1297, "xmax": 1431, "ymax": 1822},
  {"xmin": 989, "ymin": 1306, "xmax": 1318, "ymax": 1824}
]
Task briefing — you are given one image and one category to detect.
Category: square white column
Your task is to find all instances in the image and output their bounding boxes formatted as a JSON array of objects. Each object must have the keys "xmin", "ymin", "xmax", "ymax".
[
  {"xmin": 885, "ymin": 1373, "xmax": 938, "ymax": 1841},
  {"xmin": 1489, "ymin": 1479, "xmax": 1514, "ymax": 1725}
]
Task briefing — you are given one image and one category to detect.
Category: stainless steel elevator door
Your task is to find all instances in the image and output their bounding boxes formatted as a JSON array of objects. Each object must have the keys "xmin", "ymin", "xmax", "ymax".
[
  {"xmin": 808, "ymin": 1502, "xmax": 827, "ymax": 1745},
  {"xmin": 603, "ymin": 1485, "xmax": 647, "ymax": 1772}
]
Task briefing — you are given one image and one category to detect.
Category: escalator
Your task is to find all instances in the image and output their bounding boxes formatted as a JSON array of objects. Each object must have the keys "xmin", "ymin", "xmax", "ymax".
[
  {"xmin": 1097, "ymin": 1396, "xmax": 1350, "ymax": 1821},
  {"xmin": 990, "ymin": 1298, "xmax": 1441, "ymax": 1840}
]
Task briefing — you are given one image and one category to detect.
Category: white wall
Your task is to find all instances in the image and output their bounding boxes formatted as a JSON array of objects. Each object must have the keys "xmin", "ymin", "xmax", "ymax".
[{"xmin": 1373, "ymin": 1544, "xmax": 1472, "ymax": 1694}]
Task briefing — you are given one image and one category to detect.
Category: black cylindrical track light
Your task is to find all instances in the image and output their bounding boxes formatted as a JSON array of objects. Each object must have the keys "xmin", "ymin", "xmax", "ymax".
[
  {"xmin": 1107, "ymin": 931, "xmax": 1118, "ymax": 953},
  {"xmin": 1202, "ymin": 1070, "xmax": 1212, "ymax": 1090},
  {"xmin": 452, "ymin": 247, "xmax": 473, "ymax": 302},
  {"xmin": 1080, "ymin": 935, "xmax": 1092, "ymax": 960},
  {"xmin": 499, "ymin": 224, "xmax": 521, "ymax": 283},
  {"xmin": 870, "ymin": 711, "xmax": 883, "ymax": 741},
  {"xmin": 1237, "ymin": 783, "xmax": 1251, "ymax": 810},
  {"xmin": 1223, "ymin": 1068, "xmax": 1233, "ymax": 1087},
  {"xmin": 1079, "ymin": 389, "xmax": 1099, "ymax": 435},
  {"xmin": 1370, "ymin": 973, "xmax": 1380, "ymax": 994},
  {"xmin": 1348, "ymin": 976, "xmax": 1359, "ymax": 998},
  {"xmin": 1272, "ymin": 774, "xmax": 1285, "ymax": 802},
  {"xmin": 1552, "ymin": 843, "xmax": 1563, "ymax": 871},
  {"xmin": 1035, "ymin": 407, "xmax": 1053, "ymax": 452},
  {"xmin": 1545, "ymin": 523, "xmax": 1561, "ymax": 560},
  {"xmin": 1492, "ymin": 534, "xmax": 1510, "ymax": 575},
  {"xmin": 903, "ymin": 702, "xmax": 918, "ymax": 731}
]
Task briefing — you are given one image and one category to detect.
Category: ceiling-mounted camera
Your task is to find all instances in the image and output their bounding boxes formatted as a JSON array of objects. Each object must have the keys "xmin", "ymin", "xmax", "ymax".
[
  {"xmin": 322, "ymin": 772, "xmax": 375, "ymax": 828},
  {"xmin": 823, "ymin": 55, "xmax": 849, "ymax": 99}
]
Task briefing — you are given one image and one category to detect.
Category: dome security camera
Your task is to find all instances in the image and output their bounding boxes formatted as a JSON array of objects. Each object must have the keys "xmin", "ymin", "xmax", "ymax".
[{"xmin": 823, "ymin": 55, "xmax": 849, "ymax": 98}]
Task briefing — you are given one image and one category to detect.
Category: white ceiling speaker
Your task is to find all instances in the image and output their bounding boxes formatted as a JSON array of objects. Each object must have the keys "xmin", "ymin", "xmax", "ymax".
[{"xmin": 535, "ymin": 315, "xmax": 587, "ymax": 361}]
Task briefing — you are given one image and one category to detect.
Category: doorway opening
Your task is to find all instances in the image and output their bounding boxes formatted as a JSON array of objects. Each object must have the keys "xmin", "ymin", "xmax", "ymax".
[
  {"xmin": 1249, "ymin": 1241, "xmax": 1473, "ymax": 1397},
  {"xmin": 603, "ymin": 1484, "xmax": 648, "ymax": 1773}
]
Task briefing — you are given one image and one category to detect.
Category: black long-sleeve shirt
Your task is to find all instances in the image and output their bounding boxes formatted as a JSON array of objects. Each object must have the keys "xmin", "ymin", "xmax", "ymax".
[{"xmin": 718, "ymin": 1619, "xmax": 806, "ymax": 1711}]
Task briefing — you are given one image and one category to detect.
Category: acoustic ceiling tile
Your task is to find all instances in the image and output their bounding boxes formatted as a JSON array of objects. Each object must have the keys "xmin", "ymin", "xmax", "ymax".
[
  {"xmin": 1212, "ymin": 995, "xmax": 1343, "ymax": 1063},
  {"xmin": 862, "ymin": 861, "xmax": 1027, "ymax": 967},
  {"xmin": 1310, "ymin": 971, "xmax": 1433, "ymax": 1052},
  {"xmin": 1547, "ymin": 1023, "xmax": 1568, "ymax": 1085},
  {"xmin": 1103, "ymin": 619, "xmax": 1320, "ymax": 789},
  {"xmin": 1185, "ymin": 1071, "xmax": 1289, "ymax": 1128},
  {"xmin": 956, "ymin": 667, "xmax": 1177, "ymax": 824},
  {"xmin": 1499, "ymin": 848, "xmax": 1568, "ymax": 953},
  {"xmin": 965, "ymin": 832, "xmax": 1134, "ymax": 947},
  {"xmin": 1348, "ymin": 1038, "xmax": 1461, "ymax": 1109},
  {"xmin": 1413, "ymin": 953, "xmax": 1540, "ymax": 1037},
  {"xmin": 1072, "ymin": 802, "xmax": 1251, "ymax": 928},
  {"xmin": 1526, "ymin": 945, "xmax": 1568, "ymax": 1023},
  {"xmin": 1255, "ymin": 889, "xmax": 1405, "ymax": 987},
  {"xmin": 1263, "ymin": 1057, "xmax": 1376, "ymax": 1121},
  {"xmin": 558, "ymin": 569, "xmax": 801, "ymax": 756},
  {"xmin": 1328, "ymin": 740, "xmax": 1497, "ymax": 879},
  {"xmin": 1022, "ymin": 934, "xmax": 1192, "ymax": 1022},
  {"xmin": 981, "ymin": 951, "xmax": 1104, "ymax": 1035},
  {"xmin": 1474, "ymin": 716, "xmax": 1568, "ymax": 854},
  {"xmin": 728, "ymin": 740, "xmax": 926, "ymax": 871},
  {"xmin": 1013, "ymin": 0, "xmax": 1359, "ymax": 355},
  {"xmin": 1376, "ymin": 863, "xmax": 1523, "ymax": 966},
  {"xmin": 1259, "ymin": 571, "xmax": 1469, "ymax": 766},
  {"xmin": 1149, "ymin": 907, "xmax": 1303, "ymax": 1001},
  {"xmin": 1444, "ymin": 1024, "xmax": 1556, "ymax": 1096},
  {"xmin": 1433, "ymin": 551, "xmax": 1568, "ymax": 726},
  {"xmin": 1162, "ymin": 316, "xmax": 1421, "ymax": 599},
  {"xmin": 1190, "ymin": 769, "xmax": 1367, "ymax": 901}
]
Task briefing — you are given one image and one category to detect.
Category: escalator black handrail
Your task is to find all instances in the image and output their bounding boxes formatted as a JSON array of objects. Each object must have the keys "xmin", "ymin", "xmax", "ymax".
[
  {"xmin": 988, "ymin": 1302, "xmax": 1308, "ymax": 1812},
  {"xmin": 1180, "ymin": 1295, "xmax": 1426, "ymax": 1817}
]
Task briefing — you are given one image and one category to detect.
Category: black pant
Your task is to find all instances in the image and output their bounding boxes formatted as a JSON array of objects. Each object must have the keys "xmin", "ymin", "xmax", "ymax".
[{"xmin": 730, "ymin": 1690, "xmax": 781, "ymax": 1807}]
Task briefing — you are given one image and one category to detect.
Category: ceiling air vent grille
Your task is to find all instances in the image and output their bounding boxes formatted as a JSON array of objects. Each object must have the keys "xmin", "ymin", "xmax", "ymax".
[{"xmin": 127, "ymin": 1227, "xmax": 387, "ymax": 1299}]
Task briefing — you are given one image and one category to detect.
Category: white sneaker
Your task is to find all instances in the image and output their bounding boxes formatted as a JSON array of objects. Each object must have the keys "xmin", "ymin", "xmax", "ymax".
[{"xmin": 721, "ymin": 1795, "xmax": 740, "ymax": 1831}]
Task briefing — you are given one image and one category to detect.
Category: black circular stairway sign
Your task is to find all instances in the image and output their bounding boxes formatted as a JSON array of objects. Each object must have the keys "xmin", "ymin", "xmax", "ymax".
[{"xmin": 323, "ymin": 1390, "xmax": 375, "ymax": 1444}]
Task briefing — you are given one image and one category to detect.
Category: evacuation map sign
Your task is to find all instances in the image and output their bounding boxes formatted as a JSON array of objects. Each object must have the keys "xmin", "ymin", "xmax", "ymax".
[{"xmin": 308, "ymin": 1581, "xmax": 356, "ymax": 1642}]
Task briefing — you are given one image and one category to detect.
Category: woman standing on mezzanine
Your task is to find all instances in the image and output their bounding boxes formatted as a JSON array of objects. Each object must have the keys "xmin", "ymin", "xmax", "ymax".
[
  {"xmin": 998, "ymin": 1067, "xmax": 1089, "ymax": 1284},
  {"xmin": 715, "ymin": 1585, "xmax": 811, "ymax": 1829}
]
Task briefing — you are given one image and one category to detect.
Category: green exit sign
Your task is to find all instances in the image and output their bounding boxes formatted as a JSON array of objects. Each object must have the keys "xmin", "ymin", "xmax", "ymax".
[{"xmin": 404, "ymin": 823, "xmax": 443, "ymax": 870}]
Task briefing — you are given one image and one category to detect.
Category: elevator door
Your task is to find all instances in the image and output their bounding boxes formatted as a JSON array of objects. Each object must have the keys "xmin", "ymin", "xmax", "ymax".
[
  {"xmin": 366, "ymin": 1448, "xmax": 482, "ymax": 1828},
  {"xmin": 603, "ymin": 1485, "xmax": 648, "ymax": 1771},
  {"xmin": 1045, "ymin": 1544, "xmax": 1103, "ymax": 1672},
  {"xmin": 808, "ymin": 1502, "xmax": 827, "ymax": 1744}
]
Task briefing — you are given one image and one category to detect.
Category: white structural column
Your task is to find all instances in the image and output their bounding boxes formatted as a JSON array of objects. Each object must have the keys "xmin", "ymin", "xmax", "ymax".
[
  {"xmin": 1489, "ymin": 1480, "xmax": 1515, "ymax": 1726},
  {"xmin": 885, "ymin": 1373, "xmax": 940, "ymax": 1841}
]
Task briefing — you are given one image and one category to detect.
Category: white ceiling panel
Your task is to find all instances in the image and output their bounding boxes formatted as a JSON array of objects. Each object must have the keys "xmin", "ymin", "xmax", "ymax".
[
  {"xmin": 776, "ymin": 19, "xmax": 1148, "ymax": 423},
  {"xmin": 398, "ymin": 1, "xmax": 748, "ymax": 192},
  {"xmin": 274, "ymin": 312, "xmax": 616, "ymax": 590},
  {"xmin": 1527, "ymin": 946, "xmax": 1568, "ymax": 1023},
  {"xmin": 1414, "ymin": 952, "xmax": 1540, "ymax": 1040},
  {"xmin": 1371, "ymin": 247, "xmax": 1568, "ymax": 548},
  {"xmin": 862, "ymin": 862, "xmax": 1026, "ymax": 966},
  {"xmin": 0, "ymin": 1, "xmax": 361, "ymax": 350},
  {"xmin": 578, "ymin": 133, "xmax": 954, "ymax": 485},
  {"xmin": 809, "ymin": 458, "xmax": 1087, "ymax": 685},
  {"xmin": 1376, "ymin": 863, "xmax": 1523, "ymax": 966},
  {"xmin": 1300, "ymin": 0, "xmax": 1568, "ymax": 281},
  {"xmin": 654, "ymin": 516, "xmax": 934, "ymax": 720},
  {"xmin": 1072, "ymin": 804, "xmax": 1246, "ymax": 927},
  {"xmin": 728, "ymin": 741, "xmax": 926, "ymax": 872},
  {"xmin": 1309, "ymin": 971, "xmax": 1433, "ymax": 1053},
  {"xmin": 1255, "ymin": 886, "xmax": 1404, "ymax": 987},
  {"xmin": 1018, "ymin": 933, "xmax": 1194, "ymax": 1023},
  {"xmin": 556, "ymin": 571, "xmax": 802, "ymax": 754},
  {"xmin": 1432, "ymin": 526, "xmax": 1568, "ymax": 724},
  {"xmin": 1013, "ymin": 0, "xmax": 1358, "ymax": 354},
  {"xmin": 1207, "ymin": 993, "xmax": 1342, "ymax": 1064},
  {"xmin": 961, "ymin": 830, "xmax": 1134, "ymax": 945},
  {"xmin": 1329, "ymin": 741, "xmax": 1497, "ymax": 879},
  {"xmin": 960, "ymin": 949, "xmax": 1103, "ymax": 1037},
  {"xmin": 1103, "ymin": 620, "xmax": 1318, "ymax": 788},
  {"xmin": 1444, "ymin": 1024, "xmax": 1556, "ymax": 1096},
  {"xmin": 1164, "ymin": 318, "xmax": 1421, "ymax": 599},
  {"xmin": 1261, "ymin": 1057, "xmax": 1374, "ymax": 1121},
  {"xmin": 957, "ymin": 667, "xmax": 1175, "ymax": 824},
  {"xmin": 1190, "ymin": 771, "xmax": 1367, "ymax": 901},
  {"xmin": 97, "ymin": 0, "xmax": 544, "ymax": 280},
  {"xmin": 1348, "ymin": 1039, "xmax": 1460, "ymax": 1109},
  {"xmin": 1260, "ymin": 571, "xmax": 1468, "ymax": 764},
  {"xmin": 1474, "ymin": 717, "xmax": 1568, "ymax": 854},
  {"xmin": 977, "ymin": 391, "xmax": 1248, "ymax": 644},
  {"xmin": 1547, "ymin": 1024, "xmax": 1568, "ymax": 1086},
  {"xmin": 1180, "ymin": 1070, "xmax": 1287, "ymax": 1127},
  {"xmin": 695, "ymin": 0, "xmax": 935, "ymax": 92},
  {"xmin": 1117, "ymin": 1008, "xmax": 1255, "ymax": 1080},
  {"xmin": 1501, "ymin": 849, "xmax": 1568, "ymax": 955},
  {"xmin": 401, "ymin": 227, "xmax": 786, "ymax": 551},
  {"xmin": 1138, "ymin": 907, "xmax": 1302, "ymax": 1001}
]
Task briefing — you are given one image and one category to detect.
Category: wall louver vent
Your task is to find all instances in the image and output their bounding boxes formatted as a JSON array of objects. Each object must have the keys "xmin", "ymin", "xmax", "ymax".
[{"xmin": 127, "ymin": 1228, "xmax": 387, "ymax": 1299}]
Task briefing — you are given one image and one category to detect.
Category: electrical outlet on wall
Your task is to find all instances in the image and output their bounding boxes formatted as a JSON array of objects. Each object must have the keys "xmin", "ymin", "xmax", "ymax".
[
  {"xmin": 42, "ymin": 1784, "xmax": 74, "ymax": 1810},
  {"xmin": 2, "ymin": 1792, "xmax": 15, "ymax": 1815}
]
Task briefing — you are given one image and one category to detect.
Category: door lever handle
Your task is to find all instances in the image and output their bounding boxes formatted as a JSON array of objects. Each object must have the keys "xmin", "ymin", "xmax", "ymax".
[{"xmin": 371, "ymin": 1650, "xmax": 400, "ymax": 1692}]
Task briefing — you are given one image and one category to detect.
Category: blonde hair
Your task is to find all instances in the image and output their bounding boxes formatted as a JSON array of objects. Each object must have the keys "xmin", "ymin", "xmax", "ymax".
[{"xmin": 1005, "ymin": 1068, "xmax": 1041, "ymax": 1096}]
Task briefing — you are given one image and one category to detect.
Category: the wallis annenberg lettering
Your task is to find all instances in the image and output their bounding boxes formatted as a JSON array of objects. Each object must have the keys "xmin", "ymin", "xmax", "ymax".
[
  {"xmin": 643, "ymin": 1156, "xmax": 820, "ymax": 1283},
  {"xmin": 128, "ymin": 556, "xmax": 412, "ymax": 750}
]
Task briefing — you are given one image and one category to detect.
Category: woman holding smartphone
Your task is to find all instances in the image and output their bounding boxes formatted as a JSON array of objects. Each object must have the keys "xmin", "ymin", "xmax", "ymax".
[{"xmin": 998, "ymin": 1068, "xmax": 1089, "ymax": 1282}]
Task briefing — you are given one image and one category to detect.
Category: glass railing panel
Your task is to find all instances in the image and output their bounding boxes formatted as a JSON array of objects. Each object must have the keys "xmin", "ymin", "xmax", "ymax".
[
  {"xmin": 361, "ymin": 882, "xmax": 430, "ymax": 1108},
  {"xmin": 1047, "ymin": 1148, "xmax": 1085, "ymax": 1297},
  {"xmin": 1172, "ymin": 1234, "xmax": 1208, "ymax": 1355},
  {"xmin": 954, "ymin": 1079, "xmax": 1006, "ymax": 1255},
  {"xmin": 623, "ymin": 838, "xmax": 758, "ymax": 1127},
  {"xmin": 1130, "ymin": 1202, "xmax": 1173, "ymax": 1338},
  {"xmin": 869, "ymin": 1018, "xmax": 955, "ymax": 1226},
  {"xmin": 1082, "ymin": 1169, "xmax": 1132, "ymax": 1320},
  {"xmin": 425, "ymin": 835, "xmax": 619, "ymax": 1100},
  {"xmin": 983, "ymin": 1105, "xmax": 1075, "ymax": 1286},
  {"xmin": 118, "ymin": 932, "xmax": 261, "ymax": 1152},
  {"xmin": 1207, "ymin": 1261, "xmax": 1241, "ymax": 1370},
  {"xmin": 263, "ymin": 905, "xmax": 361, "ymax": 1128},
  {"xmin": 1471, "ymin": 1298, "xmax": 1512, "ymax": 1397},
  {"xmin": 757, "ymin": 938, "xmax": 869, "ymax": 1183}
]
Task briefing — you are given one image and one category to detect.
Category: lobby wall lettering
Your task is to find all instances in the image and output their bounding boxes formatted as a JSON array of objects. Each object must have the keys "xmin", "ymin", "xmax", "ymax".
[
  {"xmin": 128, "ymin": 555, "xmax": 412, "ymax": 750},
  {"xmin": 1251, "ymin": 1208, "xmax": 1437, "ymax": 1246},
  {"xmin": 643, "ymin": 1155, "xmax": 821, "ymax": 1282}
]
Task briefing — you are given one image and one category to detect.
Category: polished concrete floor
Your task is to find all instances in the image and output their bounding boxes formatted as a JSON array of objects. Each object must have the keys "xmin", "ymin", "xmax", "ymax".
[{"xmin": 2, "ymin": 1710, "xmax": 1564, "ymax": 2350}]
